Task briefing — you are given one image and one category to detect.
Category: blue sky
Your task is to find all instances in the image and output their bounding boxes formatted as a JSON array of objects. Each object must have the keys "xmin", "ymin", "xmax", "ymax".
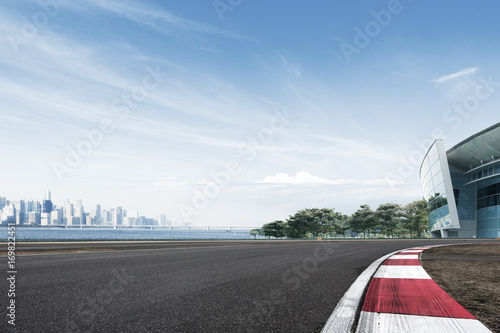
[{"xmin": 1, "ymin": 0, "xmax": 500, "ymax": 226}]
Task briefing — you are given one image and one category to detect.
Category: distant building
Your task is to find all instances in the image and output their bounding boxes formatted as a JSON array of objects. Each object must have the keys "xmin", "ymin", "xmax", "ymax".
[
  {"xmin": 136, "ymin": 216, "xmax": 145, "ymax": 225},
  {"xmin": 1, "ymin": 193, "xmax": 160, "ymax": 228},
  {"xmin": 123, "ymin": 211, "xmax": 138, "ymax": 226},
  {"xmin": 420, "ymin": 123, "xmax": 500, "ymax": 238},
  {"xmin": 102, "ymin": 210, "xmax": 112, "ymax": 225},
  {"xmin": 113, "ymin": 206, "xmax": 123, "ymax": 226},
  {"xmin": 0, "ymin": 197, "xmax": 7, "ymax": 211},
  {"xmin": 95, "ymin": 204, "xmax": 102, "ymax": 224},
  {"xmin": 75, "ymin": 200, "xmax": 84, "ymax": 226},
  {"xmin": 42, "ymin": 201, "xmax": 53, "ymax": 213},
  {"xmin": 67, "ymin": 216, "xmax": 79, "ymax": 226},
  {"xmin": 42, "ymin": 191, "xmax": 53, "ymax": 225},
  {"xmin": 26, "ymin": 200, "xmax": 41, "ymax": 214},
  {"xmin": 28, "ymin": 211, "xmax": 41, "ymax": 225},
  {"xmin": 142, "ymin": 217, "xmax": 158, "ymax": 226},
  {"xmin": 64, "ymin": 199, "xmax": 73, "ymax": 223},
  {"xmin": 122, "ymin": 217, "xmax": 135, "ymax": 226},
  {"xmin": 13, "ymin": 200, "xmax": 26, "ymax": 225},
  {"xmin": 86, "ymin": 215, "xmax": 95, "ymax": 225},
  {"xmin": 41, "ymin": 213, "xmax": 51, "ymax": 225},
  {"xmin": 51, "ymin": 209, "xmax": 63, "ymax": 225}
]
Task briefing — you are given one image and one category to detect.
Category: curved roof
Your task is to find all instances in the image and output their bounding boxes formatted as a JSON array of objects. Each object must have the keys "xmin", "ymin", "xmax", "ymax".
[{"xmin": 447, "ymin": 122, "xmax": 500, "ymax": 171}]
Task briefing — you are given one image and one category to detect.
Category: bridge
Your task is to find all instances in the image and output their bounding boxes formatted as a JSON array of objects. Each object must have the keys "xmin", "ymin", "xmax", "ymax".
[{"xmin": 33, "ymin": 225, "xmax": 261, "ymax": 231}]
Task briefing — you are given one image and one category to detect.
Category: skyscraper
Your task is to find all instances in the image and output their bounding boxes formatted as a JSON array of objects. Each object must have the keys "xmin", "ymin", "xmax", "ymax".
[
  {"xmin": 63, "ymin": 199, "xmax": 73, "ymax": 225},
  {"xmin": 0, "ymin": 197, "xmax": 7, "ymax": 211},
  {"xmin": 113, "ymin": 206, "xmax": 123, "ymax": 226},
  {"xmin": 28, "ymin": 211, "xmax": 41, "ymax": 225},
  {"xmin": 13, "ymin": 200, "xmax": 26, "ymax": 225},
  {"xmin": 51, "ymin": 209, "xmax": 63, "ymax": 225},
  {"xmin": 42, "ymin": 190, "xmax": 53, "ymax": 225},
  {"xmin": 95, "ymin": 204, "xmax": 102, "ymax": 224},
  {"xmin": 75, "ymin": 200, "xmax": 84, "ymax": 225}
]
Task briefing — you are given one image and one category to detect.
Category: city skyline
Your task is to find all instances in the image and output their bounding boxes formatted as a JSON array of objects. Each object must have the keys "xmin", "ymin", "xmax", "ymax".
[
  {"xmin": 0, "ymin": 190, "xmax": 180, "ymax": 227},
  {"xmin": 1, "ymin": 1, "xmax": 500, "ymax": 226}
]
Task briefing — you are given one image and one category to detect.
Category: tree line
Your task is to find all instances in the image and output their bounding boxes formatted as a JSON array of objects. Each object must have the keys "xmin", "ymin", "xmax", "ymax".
[{"xmin": 252, "ymin": 199, "xmax": 429, "ymax": 239}]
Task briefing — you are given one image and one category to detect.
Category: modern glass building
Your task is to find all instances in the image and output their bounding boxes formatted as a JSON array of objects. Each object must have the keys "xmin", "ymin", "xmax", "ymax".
[{"xmin": 420, "ymin": 123, "xmax": 500, "ymax": 238}]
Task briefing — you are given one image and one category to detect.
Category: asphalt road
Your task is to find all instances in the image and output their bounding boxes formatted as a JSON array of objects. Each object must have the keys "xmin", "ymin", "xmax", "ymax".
[{"xmin": 0, "ymin": 239, "xmax": 486, "ymax": 333}]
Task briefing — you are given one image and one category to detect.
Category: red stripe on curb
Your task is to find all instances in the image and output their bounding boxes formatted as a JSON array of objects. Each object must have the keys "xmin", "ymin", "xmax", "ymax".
[
  {"xmin": 362, "ymin": 278, "xmax": 476, "ymax": 319},
  {"xmin": 395, "ymin": 252, "xmax": 421, "ymax": 255},
  {"xmin": 382, "ymin": 259, "xmax": 421, "ymax": 265}
]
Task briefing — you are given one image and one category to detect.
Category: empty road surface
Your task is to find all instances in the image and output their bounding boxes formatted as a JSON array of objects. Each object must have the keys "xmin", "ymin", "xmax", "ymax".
[{"xmin": 0, "ymin": 239, "xmax": 484, "ymax": 332}]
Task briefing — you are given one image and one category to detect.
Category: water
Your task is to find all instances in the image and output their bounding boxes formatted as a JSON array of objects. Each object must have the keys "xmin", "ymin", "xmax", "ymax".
[{"xmin": 0, "ymin": 227, "xmax": 265, "ymax": 241}]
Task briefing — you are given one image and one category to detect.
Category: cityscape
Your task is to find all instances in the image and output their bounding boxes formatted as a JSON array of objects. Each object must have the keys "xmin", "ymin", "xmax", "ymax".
[{"xmin": 0, "ymin": 191, "xmax": 184, "ymax": 227}]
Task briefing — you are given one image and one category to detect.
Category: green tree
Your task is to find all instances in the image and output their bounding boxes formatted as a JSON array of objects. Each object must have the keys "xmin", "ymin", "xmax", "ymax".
[
  {"xmin": 286, "ymin": 208, "xmax": 344, "ymax": 238},
  {"xmin": 318, "ymin": 209, "xmax": 346, "ymax": 237},
  {"xmin": 403, "ymin": 199, "xmax": 429, "ymax": 238},
  {"xmin": 375, "ymin": 203, "xmax": 403, "ymax": 238},
  {"xmin": 250, "ymin": 229, "xmax": 262, "ymax": 240},
  {"xmin": 286, "ymin": 208, "xmax": 345, "ymax": 238},
  {"xmin": 261, "ymin": 220, "xmax": 287, "ymax": 239},
  {"xmin": 347, "ymin": 205, "xmax": 376, "ymax": 238},
  {"xmin": 286, "ymin": 210, "xmax": 313, "ymax": 238}
]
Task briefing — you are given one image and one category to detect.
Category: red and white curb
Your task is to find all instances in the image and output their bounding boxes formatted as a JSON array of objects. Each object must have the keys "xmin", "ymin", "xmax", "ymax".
[{"xmin": 322, "ymin": 245, "xmax": 492, "ymax": 333}]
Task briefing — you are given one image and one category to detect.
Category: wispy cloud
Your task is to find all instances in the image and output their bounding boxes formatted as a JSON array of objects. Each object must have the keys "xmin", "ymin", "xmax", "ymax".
[
  {"xmin": 256, "ymin": 172, "xmax": 408, "ymax": 188},
  {"xmin": 152, "ymin": 177, "xmax": 189, "ymax": 188},
  {"xmin": 258, "ymin": 171, "xmax": 354, "ymax": 185},
  {"xmin": 433, "ymin": 67, "xmax": 479, "ymax": 84},
  {"xmin": 279, "ymin": 55, "xmax": 302, "ymax": 78},
  {"xmin": 85, "ymin": 0, "xmax": 254, "ymax": 42},
  {"xmin": 307, "ymin": 135, "xmax": 397, "ymax": 161}
]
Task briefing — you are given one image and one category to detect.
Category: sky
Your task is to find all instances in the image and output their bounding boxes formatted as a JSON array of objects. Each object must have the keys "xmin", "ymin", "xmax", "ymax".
[{"xmin": 1, "ymin": 0, "xmax": 500, "ymax": 227}]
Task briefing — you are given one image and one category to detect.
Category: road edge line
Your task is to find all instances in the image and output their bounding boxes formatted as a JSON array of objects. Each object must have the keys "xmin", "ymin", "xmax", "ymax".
[{"xmin": 320, "ymin": 248, "xmax": 403, "ymax": 333}]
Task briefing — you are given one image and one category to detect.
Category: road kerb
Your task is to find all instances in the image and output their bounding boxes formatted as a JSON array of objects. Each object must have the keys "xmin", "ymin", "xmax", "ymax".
[
  {"xmin": 320, "ymin": 249, "xmax": 401, "ymax": 333},
  {"xmin": 355, "ymin": 245, "xmax": 492, "ymax": 333}
]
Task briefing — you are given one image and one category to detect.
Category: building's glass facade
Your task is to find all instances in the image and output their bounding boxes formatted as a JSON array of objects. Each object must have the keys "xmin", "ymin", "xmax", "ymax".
[
  {"xmin": 420, "ymin": 141, "xmax": 458, "ymax": 235},
  {"xmin": 420, "ymin": 123, "xmax": 500, "ymax": 238},
  {"xmin": 451, "ymin": 173, "xmax": 476, "ymax": 221},
  {"xmin": 476, "ymin": 177, "xmax": 500, "ymax": 238}
]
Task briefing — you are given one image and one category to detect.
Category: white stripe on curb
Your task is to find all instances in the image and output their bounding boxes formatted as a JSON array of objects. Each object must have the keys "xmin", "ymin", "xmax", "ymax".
[
  {"xmin": 389, "ymin": 254, "xmax": 419, "ymax": 259},
  {"xmin": 373, "ymin": 265, "xmax": 432, "ymax": 279},
  {"xmin": 356, "ymin": 311, "xmax": 491, "ymax": 333},
  {"xmin": 320, "ymin": 249, "xmax": 402, "ymax": 333}
]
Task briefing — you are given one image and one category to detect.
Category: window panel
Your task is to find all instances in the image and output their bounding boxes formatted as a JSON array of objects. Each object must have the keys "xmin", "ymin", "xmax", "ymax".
[
  {"xmin": 432, "ymin": 172, "xmax": 444, "ymax": 189},
  {"xmin": 434, "ymin": 182, "xmax": 446, "ymax": 198},
  {"xmin": 477, "ymin": 219, "xmax": 498, "ymax": 230},
  {"xmin": 428, "ymin": 145, "xmax": 440, "ymax": 165},
  {"xmin": 430, "ymin": 161, "xmax": 442, "ymax": 179},
  {"xmin": 420, "ymin": 158, "xmax": 431, "ymax": 179},
  {"xmin": 486, "ymin": 183, "xmax": 498, "ymax": 196}
]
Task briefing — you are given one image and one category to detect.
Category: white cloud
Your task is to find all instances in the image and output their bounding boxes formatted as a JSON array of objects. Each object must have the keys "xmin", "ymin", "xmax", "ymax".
[
  {"xmin": 433, "ymin": 67, "xmax": 479, "ymax": 84},
  {"xmin": 85, "ymin": 0, "xmax": 253, "ymax": 41},
  {"xmin": 153, "ymin": 177, "xmax": 189, "ymax": 188},
  {"xmin": 311, "ymin": 135, "xmax": 396, "ymax": 161},
  {"xmin": 258, "ymin": 171, "xmax": 354, "ymax": 185},
  {"xmin": 279, "ymin": 55, "xmax": 301, "ymax": 78}
]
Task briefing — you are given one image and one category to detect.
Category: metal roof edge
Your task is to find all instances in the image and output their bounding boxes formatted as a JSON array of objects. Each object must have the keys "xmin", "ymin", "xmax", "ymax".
[{"xmin": 446, "ymin": 122, "xmax": 500, "ymax": 155}]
